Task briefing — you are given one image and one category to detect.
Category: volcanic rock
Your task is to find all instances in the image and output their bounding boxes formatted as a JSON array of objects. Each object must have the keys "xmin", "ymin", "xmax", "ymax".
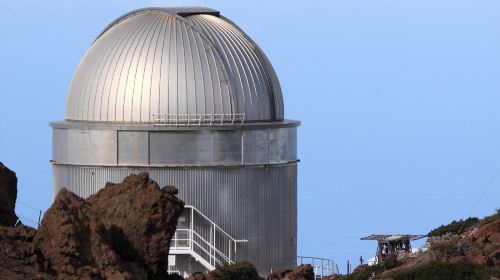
[
  {"xmin": 0, "ymin": 225, "xmax": 52, "ymax": 279},
  {"xmin": 266, "ymin": 264, "xmax": 314, "ymax": 280},
  {"xmin": 32, "ymin": 188, "xmax": 131, "ymax": 279},
  {"xmin": 87, "ymin": 172, "xmax": 184, "ymax": 278},
  {"xmin": 0, "ymin": 162, "xmax": 19, "ymax": 226},
  {"xmin": 30, "ymin": 172, "xmax": 184, "ymax": 279}
]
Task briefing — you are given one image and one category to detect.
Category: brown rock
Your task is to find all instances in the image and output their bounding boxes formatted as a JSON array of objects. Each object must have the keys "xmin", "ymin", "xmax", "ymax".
[
  {"xmin": 0, "ymin": 162, "xmax": 19, "ymax": 227},
  {"xmin": 186, "ymin": 270, "xmax": 222, "ymax": 280},
  {"xmin": 32, "ymin": 188, "xmax": 131, "ymax": 280},
  {"xmin": 267, "ymin": 264, "xmax": 314, "ymax": 280},
  {"xmin": 0, "ymin": 225, "xmax": 35, "ymax": 260},
  {"xmin": 352, "ymin": 264, "xmax": 368, "ymax": 273},
  {"xmin": 489, "ymin": 248, "xmax": 500, "ymax": 266},
  {"xmin": 87, "ymin": 172, "xmax": 184, "ymax": 278},
  {"xmin": 0, "ymin": 225, "xmax": 54, "ymax": 280},
  {"xmin": 474, "ymin": 219, "xmax": 500, "ymax": 245}
]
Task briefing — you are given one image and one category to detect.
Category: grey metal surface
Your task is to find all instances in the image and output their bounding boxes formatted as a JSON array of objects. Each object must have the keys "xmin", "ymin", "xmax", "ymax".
[
  {"xmin": 118, "ymin": 131, "xmax": 149, "ymax": 164},
  {"xmin": 51, "ymin": 125, "xmax": 297, "ymax": 166},
  {"xmin": 66, "ymin": 8, "xmax": 283, "ymax": 124},
  {"xmin": 52, "ymin": 163, "xmax": 297, "ymax": 275},
  {"xmin": 149, "ymin": 131, "xmax": 213, "ymax": 164}
]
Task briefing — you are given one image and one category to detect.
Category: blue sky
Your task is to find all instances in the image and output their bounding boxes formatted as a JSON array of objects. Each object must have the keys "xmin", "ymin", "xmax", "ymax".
[{"xmin": 1, "ymin": 0, "xmax": 499, "ymax": 272}]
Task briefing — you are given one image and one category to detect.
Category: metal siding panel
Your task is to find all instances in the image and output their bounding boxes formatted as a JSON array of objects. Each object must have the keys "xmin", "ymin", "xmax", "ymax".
[
  {"xmin": 269, "ymin": 127, "xmax": 297, "ymax": 164},
  {"xmin": 89, "ymin": 130, "xmax": 117, "ymax": 164},
  {"xmin": 118, "ymin": 131, "xmax": 149, "ymax": 164},
  {"xmin": 242, "ymin": 129, "xmax": 269, "ymax": 164},
  {"xmin": 149, "ymin": 131, "xmax": 213, "ymax": 164},
  {"xmin": 52, "ymin": 128, "xmax": 68, "ymax": 162},
  {"xmin": 66, "ymin": 128, "xmax": 90, "ymax": 165},
  {"xmin": 212, "ymin": 130, "xmax": 242, "ymax": 164}
]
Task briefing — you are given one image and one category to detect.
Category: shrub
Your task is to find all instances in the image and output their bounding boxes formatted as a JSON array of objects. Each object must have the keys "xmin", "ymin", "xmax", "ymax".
[
  {"xmin": 218, "ymin": 261, "xmax": 260, "ymax": 280},
  {"xmin": 480, "ymin": 207, "xmax": 500, "ymax": 225},
  {"xmin": 427, "ymin": 235, "xmax": 465, "ymax": 261},
  {"xmin": 386, "ymin": 261, "xmax": 490, "ymax": 280},
  {"xmin": 428, "ymin": 218, "xmax": 480, "ymax": 237},
  {"xmin": 337, "ymin": 264, "xmax": 385, "ymax": 280},
  {"xmin": 382, "ymin": 258, "xmax": 400, "ymax": 270}
]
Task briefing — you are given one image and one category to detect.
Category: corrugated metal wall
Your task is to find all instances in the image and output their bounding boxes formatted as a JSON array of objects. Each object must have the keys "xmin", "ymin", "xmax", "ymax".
[{"xmin": 52, "ymin": 163, "xmax": 297, "ymax": 275}]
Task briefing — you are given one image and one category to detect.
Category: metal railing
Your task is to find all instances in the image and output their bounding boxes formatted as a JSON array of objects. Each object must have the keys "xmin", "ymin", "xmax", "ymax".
[
  {"xmin": 153, "ymin": 113, "xmax": 246, "ymax": 127},
  {"xmin": 297, "ymin": 256, "xmax": 337, "ymax": 279},
  {"xmin": 170, "ymin": 205, "xmax": 248, "ymax": 270}
]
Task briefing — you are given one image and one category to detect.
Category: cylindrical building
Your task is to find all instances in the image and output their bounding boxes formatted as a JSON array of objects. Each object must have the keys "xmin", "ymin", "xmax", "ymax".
[{"xmin": 51, "ymin": 7, "xmax": 299, "ymax": 276}]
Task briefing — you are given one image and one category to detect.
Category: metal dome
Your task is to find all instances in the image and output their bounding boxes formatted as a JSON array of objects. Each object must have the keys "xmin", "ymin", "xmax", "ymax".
[{"xmin": 65, "ymin": 7, "xmax": 284, "ymax": 124}]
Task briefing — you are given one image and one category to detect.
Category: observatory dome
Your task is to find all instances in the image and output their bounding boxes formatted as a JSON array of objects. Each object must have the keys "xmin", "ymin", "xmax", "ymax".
[{"xmin": 65, "ymin": 7, "xmax": 284, "ymax": 124}]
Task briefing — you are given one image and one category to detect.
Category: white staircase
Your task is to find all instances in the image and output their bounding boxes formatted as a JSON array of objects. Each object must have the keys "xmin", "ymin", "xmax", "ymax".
[{"xmin": 170, "ymin": 205, "xmax": 247, "ymax": 271}]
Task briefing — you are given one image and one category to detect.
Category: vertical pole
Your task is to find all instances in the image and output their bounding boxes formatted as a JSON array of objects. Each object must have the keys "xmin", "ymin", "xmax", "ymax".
[
  {"xmin": 37, "ymin": 210, "xmax": 42, "ymax": 228},
  {"xmin": 210, "ymin": 224, "xmax": 213, "ymax": 266},
  {"xmin": 347, "ymin": 260, "xmax": 350, "ymax": 275},
  {"xmin": 312, "ymin": 258, "xmax": 315, "ymax": 275},
  {"xmin": 174, "ymin": 231, "xmax": 177, "ymax": 249},
  {"xmin": 190, "ymin": 208, "xmax": 194, "ymax": 251},
  {"xmin": 213, "ymin": 225, "xmax": 216, "ymax": 265}
]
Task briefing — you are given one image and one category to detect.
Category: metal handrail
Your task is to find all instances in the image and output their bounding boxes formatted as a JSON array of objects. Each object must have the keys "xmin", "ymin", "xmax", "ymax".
[
  {"xmin": 192, "ymin": 230, "xmax": 232, "ymax": 264},
  {"xmin": 297, "ymin": 256, "xmax": 336, "ymax": 278},
  {"xmin": 184, "ymin": 205, "xmax": 247, "ymax": 243},
  {"xmin": 153, "ymin": 113, "xmax": 246, "ymax": 127},
  {"xmin": 170, "ymin": 206, "xmax": 248, "ymax": 270},
  {"xmin": 171, "ymin": 228, "xmax": 236, "ymax": 267}
]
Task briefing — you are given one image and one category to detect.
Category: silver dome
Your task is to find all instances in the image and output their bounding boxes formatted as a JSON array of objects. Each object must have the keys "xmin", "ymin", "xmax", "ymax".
[{"xmin": 66, "ymin": 7, "xmax": 284, "ymax": 124}]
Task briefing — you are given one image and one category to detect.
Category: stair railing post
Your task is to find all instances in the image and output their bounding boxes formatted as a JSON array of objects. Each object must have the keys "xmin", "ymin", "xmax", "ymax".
[
  {"xmin": 213, "ymin": 224, "xmax": 216, "ymax": 265},
  {"xmin": 210, "ymin": 224, "xmax": 213, "ymax": 266},
  {"xmin": 229, "ymin": 240, "xmax": 232, "ymax": 263},
  {"xmin": 190, "ymin": 208, "xmax": 194, "ymax": 251}
]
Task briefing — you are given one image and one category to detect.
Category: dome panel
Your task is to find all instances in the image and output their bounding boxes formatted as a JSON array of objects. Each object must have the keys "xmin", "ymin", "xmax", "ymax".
[{"xmin": 65, "ymin": 8, "xmax": 284, "ymax": 124}]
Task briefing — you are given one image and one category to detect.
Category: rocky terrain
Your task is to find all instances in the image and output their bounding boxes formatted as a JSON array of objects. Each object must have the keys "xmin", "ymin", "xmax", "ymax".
[
  {"xmin": 0, "ymin": 162, "xmax": 18, "ymax": 226},
  {"xmin": 328, "ymin": 211, "xmax": 500, "ymax": 280},
  {"xmin": 0, "ymin": 164, "xmax": 184, "ymax": 280},
  {"xmin": 184, "ymin": 262, "xmax": 314, "ymax": 280}
]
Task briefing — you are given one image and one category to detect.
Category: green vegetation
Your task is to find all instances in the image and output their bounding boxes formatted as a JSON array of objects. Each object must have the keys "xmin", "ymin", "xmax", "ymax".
[
  {"xmin": 336, "ymin": 261, "xmax": 498, "ymax": 280},
  {"xmin": 428, "ymin": 217, "xmax": 480, "ymax": 237},
  {"xmin": 336, "ymin": 260, "xmax": 400, "ymax": 280},
  {"xmin": 337, "ymin": 264, "xmax": 385, "ymax": 280},
  {"xmin": 428, "ymin": 208, "xmax": 500, "ymax": 237},
  {"xmin": 480, "ymin": 207, "xmax": 500, "ymax": 226},
  {"xmin": 218, "ymin": 261, "xmax": 260, "ymax": 280},
  {"xmin": 386, "ymin": 261, "xmax": 498, "ymax": 280},
  {"xmin": 382, "ymin": 258, "xmax": 400, "ymax": 270}
]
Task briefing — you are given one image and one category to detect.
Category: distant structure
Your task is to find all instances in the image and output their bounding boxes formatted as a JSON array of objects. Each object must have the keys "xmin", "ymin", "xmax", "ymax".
[
  {"xmin": 50, "ymin": 7, "xmax": 299, "ymax": 276},
  {"xmin": 361, "ymin": 234, "xmax": 425, "ymax": 264}
]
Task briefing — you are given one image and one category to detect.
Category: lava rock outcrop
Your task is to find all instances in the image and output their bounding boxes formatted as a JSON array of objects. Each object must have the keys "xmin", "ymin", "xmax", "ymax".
[
  {"xmin": 266, "ymin": 264, "xmax": 314, "ymax": 280},
  {"xmin": 33, "ymin": 188, "xmax": 129, "ymax": 279},
  {"xmin": 0, "ymin": 169, "xmax": 184, "ymax": 280},
  {"xmin": 87, "ymin": 173, "xmax": 184, "ymax": 278},
  {"xmin": 0, "ymin": 162, "xmax": 19, "ymax": 227}
]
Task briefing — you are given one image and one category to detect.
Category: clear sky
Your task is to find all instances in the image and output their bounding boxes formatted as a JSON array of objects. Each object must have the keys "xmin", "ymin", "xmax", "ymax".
[{"xmin": 1, "ymin": 0, "xmax": 499, "ymax": 273}]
